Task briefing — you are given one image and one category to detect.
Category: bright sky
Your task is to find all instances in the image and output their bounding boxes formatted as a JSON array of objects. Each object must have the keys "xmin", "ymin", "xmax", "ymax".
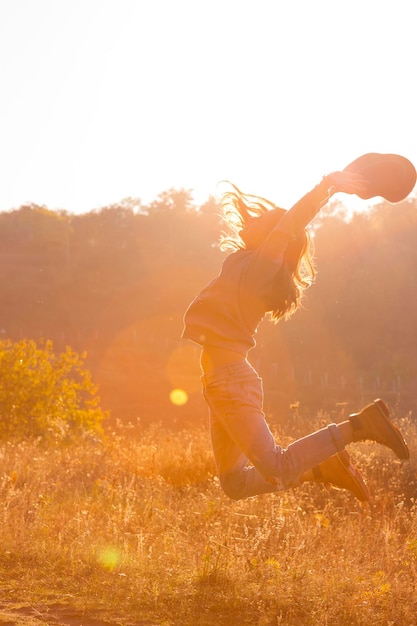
[{"xmin": 1, "ymin": 0, "xmax": 416, "ymax": 214}]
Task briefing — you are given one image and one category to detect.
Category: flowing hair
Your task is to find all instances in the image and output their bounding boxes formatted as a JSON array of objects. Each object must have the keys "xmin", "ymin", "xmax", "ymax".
[{"xmin": 217, "ymin": 181, "xmax": 316, "ymax": 322}]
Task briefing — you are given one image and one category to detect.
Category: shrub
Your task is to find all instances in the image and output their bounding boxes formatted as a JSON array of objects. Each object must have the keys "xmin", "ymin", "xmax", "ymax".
[{"xmin": 0, "ymin": 339, "xmax": 106, "ymax": 440}]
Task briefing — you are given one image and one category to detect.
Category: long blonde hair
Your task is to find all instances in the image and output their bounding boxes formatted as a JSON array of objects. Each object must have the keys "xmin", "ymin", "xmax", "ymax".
[{"xmin": 218, "ymin": 182, "xmax": 316, "ymax": 321}]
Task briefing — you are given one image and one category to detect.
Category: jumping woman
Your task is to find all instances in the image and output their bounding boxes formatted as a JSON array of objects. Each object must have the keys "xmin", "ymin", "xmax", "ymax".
[{"xmin": 182, "ymin": 170, "xmax": 410, "ymax": 502}]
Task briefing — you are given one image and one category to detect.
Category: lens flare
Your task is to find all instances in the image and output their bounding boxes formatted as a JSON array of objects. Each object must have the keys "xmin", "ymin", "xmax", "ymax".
[
  {"xmin": 166, "ymin": 345, "xmax": 201, "ymax": 394},
  {"xmin": 98, "ymin": 546, "xmax": 121, "ymax": 571},
  {"xmin": 170, "ymin": 388, "xmax": 188, "ymax": 406}
]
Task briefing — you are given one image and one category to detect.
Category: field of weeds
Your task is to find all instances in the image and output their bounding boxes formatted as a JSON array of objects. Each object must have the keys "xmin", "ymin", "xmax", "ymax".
[{"xmin": 1, "ymin": 410, "xmax": 417, "ymax": 626}]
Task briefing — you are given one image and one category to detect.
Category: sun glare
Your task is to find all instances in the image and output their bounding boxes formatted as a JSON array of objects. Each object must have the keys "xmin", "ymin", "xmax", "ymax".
[
  {"xmin": 170, "ymin": 388, "xmax": 188, "ymax": 406},
  {"xmin": 98, "ymin": 546, "xmax": 121, "ymax": 571},
  {"xmin": 166, "ymin": 344, "xmax": 201, "ymax": 395}
]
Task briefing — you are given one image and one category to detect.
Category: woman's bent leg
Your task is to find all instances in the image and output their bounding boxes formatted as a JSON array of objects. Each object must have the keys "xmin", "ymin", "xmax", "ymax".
[
  {"xmin": 210, "ymin": 416, "xmax": 283, "ymax": 499},
  {"xmin": 203, "ymin": 361, "xmax": 345, "ymax": 499}
]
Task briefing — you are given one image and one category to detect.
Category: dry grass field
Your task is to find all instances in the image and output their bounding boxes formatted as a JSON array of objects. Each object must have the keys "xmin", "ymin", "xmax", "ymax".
[{"xmin": 1, "ymin": 408, "xmax": 416, "ymax": 626}]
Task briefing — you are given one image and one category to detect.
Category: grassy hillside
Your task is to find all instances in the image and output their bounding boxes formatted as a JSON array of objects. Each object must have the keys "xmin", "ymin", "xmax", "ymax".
[{"xmin": 0, "ymin": 410, "xmax": 416, "ymax": 625}]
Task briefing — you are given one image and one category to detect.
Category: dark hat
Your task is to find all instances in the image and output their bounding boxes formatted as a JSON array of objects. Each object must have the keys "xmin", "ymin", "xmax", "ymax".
[{"xmin": 343, "ymin": 153, "xmax": 416, "ymax": 202}]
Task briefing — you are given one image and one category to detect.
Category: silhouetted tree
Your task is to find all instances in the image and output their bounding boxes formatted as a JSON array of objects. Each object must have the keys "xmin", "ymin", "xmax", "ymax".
[{"xmin": 0, "ymin": 191, "xmax": 416, "ymax": 423}]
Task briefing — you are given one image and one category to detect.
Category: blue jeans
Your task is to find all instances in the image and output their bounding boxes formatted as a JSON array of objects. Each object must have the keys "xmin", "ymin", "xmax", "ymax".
[{"xmin": 202, "ymin": 359, "xmax": 345, "ymax": 500}]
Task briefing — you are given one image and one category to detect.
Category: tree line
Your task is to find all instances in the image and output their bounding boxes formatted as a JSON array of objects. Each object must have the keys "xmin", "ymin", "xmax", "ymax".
[{"xmin": 0, "ymin": 190, "xmax": 416, "ymax": 426}]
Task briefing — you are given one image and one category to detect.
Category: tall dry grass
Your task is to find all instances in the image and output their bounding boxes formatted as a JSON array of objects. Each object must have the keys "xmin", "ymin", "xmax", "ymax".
[{"xmin": 0, "ymin": 409, "xmax": 416, "ymax": 625}]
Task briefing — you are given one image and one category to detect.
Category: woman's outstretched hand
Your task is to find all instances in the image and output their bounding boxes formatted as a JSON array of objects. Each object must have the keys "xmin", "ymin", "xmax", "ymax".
[{"xmin": 324, "ymin": 171, "xmax": 367, "ymax": 196}]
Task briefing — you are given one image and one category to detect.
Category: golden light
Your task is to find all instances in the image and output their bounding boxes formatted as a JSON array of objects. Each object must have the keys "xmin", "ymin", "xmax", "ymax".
[
  {"xmin": 166, "ymin": 344, "xmax": 201, "ymax": 395},
  {"xmin": 98, "ymin": 546, "xmax": 121, "ymax": 571},
  {"xmin": 170, "ymin": 388, "xmax": 188, "ymax": 406}
]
